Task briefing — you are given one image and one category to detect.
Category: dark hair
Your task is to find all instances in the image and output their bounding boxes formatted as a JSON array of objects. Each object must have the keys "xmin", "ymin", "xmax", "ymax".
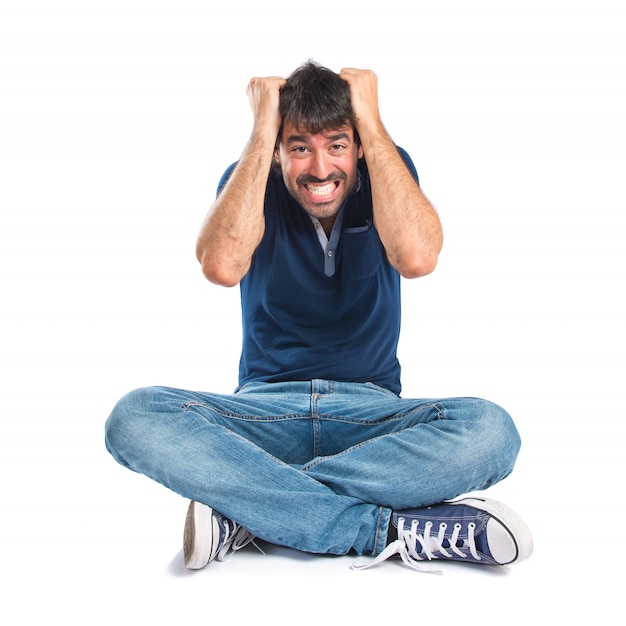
[{"xmin": 278, "ymin": 60, "xmax": 357, "ymax": 140}]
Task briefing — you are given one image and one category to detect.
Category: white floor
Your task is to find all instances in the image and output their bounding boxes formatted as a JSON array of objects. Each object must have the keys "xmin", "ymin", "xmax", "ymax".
[
  {"xmin": 2, "ymin": 2, "xmax": 624, "ymax": 624},
  {"xmin": 3, "ymin": 458, "xmax": 620, "ymax": 624},
  {"xmin": 4, "ymin": 388, "xmax": 618, "ymax": 624}
]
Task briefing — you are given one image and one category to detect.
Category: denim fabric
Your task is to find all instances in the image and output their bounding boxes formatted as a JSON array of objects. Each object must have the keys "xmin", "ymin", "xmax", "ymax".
[{"xmin": 105, "ymin": 380, "xmax": 520, "ymax": 556}]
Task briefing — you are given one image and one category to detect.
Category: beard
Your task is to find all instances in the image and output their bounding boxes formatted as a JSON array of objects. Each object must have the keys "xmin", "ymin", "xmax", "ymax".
[{"xmin": 284, "ymin": 170, "xmax": 357, "ymax": 220}]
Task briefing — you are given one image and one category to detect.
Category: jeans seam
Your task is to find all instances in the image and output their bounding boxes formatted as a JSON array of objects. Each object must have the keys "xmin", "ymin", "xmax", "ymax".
[
  {"xmin": 373, "ymin": 506, "xmax": 391, "ymax": 555},
  {"xmin": 181, "ymin": 401, "xmax": 308, "ymax": 421},
  {"xmin": 311, "ymin": 390, "xmax": 320, "ymax": 457},
  {"xmin": 315, "ymin": 402, "xmax": 445, "ymax": 425},
  {"xmin": 300, "ymin": 439, "xmax": 370, "ymax": 472}
]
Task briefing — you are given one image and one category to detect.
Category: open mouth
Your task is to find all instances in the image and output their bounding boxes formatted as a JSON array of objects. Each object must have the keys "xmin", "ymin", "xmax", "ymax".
[{"xmin": 303, "ymin": 180, "xmax": 340, "ymax": 199}]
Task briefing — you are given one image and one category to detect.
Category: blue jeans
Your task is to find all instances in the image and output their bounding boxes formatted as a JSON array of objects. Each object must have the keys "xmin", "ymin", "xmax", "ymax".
[{"xmin": 104, "ymin": 380, "xmax": 520, "ymax": 556}]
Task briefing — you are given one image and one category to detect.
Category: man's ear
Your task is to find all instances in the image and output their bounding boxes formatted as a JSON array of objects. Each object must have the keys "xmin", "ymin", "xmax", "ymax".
[
  {"xmin": 272, "ymin": 147, "xmax": 282, "ymax": 173},
  {"xmin": 274, "ymin": 146, "xmax": 282, "ymax": 166}
]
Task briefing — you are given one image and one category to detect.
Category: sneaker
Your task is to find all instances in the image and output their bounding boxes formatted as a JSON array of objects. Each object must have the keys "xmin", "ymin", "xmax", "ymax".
[
  {"xmin": 183, "ymin": 501, "xmax": 257, "ymax": 570},
  {"xmin": 352, "ymin": 497, "xmax": 533, "ymax": 573}
]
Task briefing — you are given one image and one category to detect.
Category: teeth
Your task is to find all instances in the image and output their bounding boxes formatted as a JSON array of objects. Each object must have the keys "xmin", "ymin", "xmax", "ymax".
[{"xmin": 305, "ymin": 182, "xmax": 335, "ymax": 197}]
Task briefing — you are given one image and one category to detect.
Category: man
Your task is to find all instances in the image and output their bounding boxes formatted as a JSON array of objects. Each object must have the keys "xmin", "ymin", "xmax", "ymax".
[{"xmin": 105, "ymin": 61, "xmax": 533, "ymax": 572}]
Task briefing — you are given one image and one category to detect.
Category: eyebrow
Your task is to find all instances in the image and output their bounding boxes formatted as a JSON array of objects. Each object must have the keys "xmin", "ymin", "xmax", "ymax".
[{"xmin": 284, "ymin": 131, "xmax": 351, "ymax": 146}]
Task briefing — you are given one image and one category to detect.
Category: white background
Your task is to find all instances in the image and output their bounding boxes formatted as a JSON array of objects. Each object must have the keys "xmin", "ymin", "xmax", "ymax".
[{"xmin": 1, "ymin": 0, "xmax": 623, "ymax": 622}]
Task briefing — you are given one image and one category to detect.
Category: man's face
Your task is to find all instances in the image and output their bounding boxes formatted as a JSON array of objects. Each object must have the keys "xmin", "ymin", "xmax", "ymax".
[{"xmin": 275, "ymin": 121, "xmax": 363, "ymax": 221}]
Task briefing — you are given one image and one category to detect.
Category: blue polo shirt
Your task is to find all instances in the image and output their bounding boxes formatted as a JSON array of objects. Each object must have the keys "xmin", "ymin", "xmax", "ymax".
[{"xmin": 216, "ymin": 147, "xmax": 419, "ymax": 396}]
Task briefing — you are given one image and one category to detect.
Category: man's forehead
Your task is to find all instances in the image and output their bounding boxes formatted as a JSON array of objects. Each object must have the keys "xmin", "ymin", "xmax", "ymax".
[{"xmin": 281, "ymin": 121, "xmax": 355, "ymax": 144}]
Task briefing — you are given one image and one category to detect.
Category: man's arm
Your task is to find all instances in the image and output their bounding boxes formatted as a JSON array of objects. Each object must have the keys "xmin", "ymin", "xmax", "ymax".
[
  {"xmin": 340, "ymin": 68, "xmax": 443, "ymax": 278},
  {"xmin": 196, "ymin": 76, "xmax": 285, "ymax": 287}
]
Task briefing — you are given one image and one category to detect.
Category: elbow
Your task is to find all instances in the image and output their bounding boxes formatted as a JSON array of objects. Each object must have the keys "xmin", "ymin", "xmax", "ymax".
[
  {"xmin": 387, "ymin": 229, "xmax": 443, "ymax": 279},
  {"xmin": 201, "ymin": 261, "xmax": 244, "ymax": 287},
  {"xmin": 201, "ymin": 264, "xmax": 242, "ymax": 287},
  {"xmin": 397, "ymin": 253, "xmax": 439, "ymax": 279},
  {"xmin": 197, "ymin": 250, "xmax": 245, "ymax": 288},
  {"xmin": 398, "ymin": 259, "xmax": 437, "ymax": 278}
]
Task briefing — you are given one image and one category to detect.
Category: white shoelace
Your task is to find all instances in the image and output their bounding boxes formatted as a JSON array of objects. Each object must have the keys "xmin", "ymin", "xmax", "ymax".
[
  {"xmin": 352, "ymin": 517, "xmax": 480, "ymax": 573},
  {"xmin": 217, "ymin": 523, "xmax": 264, "ymax": 561}
]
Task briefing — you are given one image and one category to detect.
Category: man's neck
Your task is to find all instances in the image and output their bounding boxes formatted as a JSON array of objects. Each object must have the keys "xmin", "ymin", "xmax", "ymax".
[{"xmin": 317, "ymin": 215, "xmax": 338, "ymax": 238}]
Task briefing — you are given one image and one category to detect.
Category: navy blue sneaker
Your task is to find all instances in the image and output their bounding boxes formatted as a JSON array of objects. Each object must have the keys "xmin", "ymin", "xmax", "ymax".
[
  {"xmin": 183, "ymin": 501, "xmax": 257, "ymax": 569},
  {"xmin": 353, "ymin": 497, "xmax": 533, "ymax": 573}
]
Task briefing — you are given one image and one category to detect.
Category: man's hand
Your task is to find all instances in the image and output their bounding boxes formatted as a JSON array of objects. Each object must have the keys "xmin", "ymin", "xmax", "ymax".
[
  {"xmin": 246, "ymin": 76, "xmax": 286, "ymax": 137},
  {"xmin": 341, "ymin": 68, "xmax": 442, "ymax": 279},
  {"xmin": 339, "ymin": 68, "xmax": 382, "ymax": 132},
  {"xmin": 196, "ymin": 76, "xmax": 284, "ymax": 287}
]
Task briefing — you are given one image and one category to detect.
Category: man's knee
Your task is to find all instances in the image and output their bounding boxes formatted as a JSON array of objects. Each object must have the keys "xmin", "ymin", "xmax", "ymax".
[
  {"xmin": 104, "ymin": 386, "xmax": 156, "ymax": 466},
  {"xmin": 474, "ymin": 397, "xmax": 521, "ymax": 474}
]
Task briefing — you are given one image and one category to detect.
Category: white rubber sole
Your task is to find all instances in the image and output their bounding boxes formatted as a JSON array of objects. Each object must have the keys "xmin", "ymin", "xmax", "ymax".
[
  {"xmin": 183, "ymin": 501, "xmax": 216, "ymax": 570},
  {"xmin": 452, "ymin": 497, "xmax": 534, "ymax": 564}
]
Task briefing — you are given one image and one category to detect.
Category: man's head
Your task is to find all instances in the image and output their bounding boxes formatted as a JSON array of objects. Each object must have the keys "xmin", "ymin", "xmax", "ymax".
[
  {"xmin": 274, "ymin": 61, "xmax": 363, "ymax": 223},
  {"xmin": 278, "ymin": 61, "xmax": 358, "ymax": 139}
]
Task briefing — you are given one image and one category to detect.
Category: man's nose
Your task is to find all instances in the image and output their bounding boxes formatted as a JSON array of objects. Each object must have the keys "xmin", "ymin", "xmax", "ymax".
[{"xmin": 307, "ymin": 151, "xmax": 333, "ymax": 180}]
